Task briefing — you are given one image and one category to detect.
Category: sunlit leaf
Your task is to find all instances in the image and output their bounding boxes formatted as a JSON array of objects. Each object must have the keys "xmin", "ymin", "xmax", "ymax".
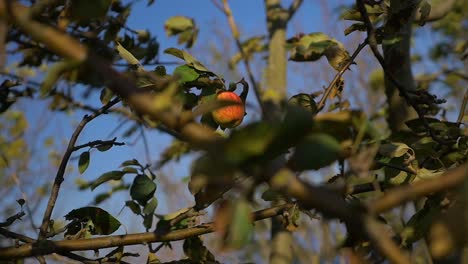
[
  {"xmin": 78, "ymin": 151, "xmax": 90, "ymax": 174},
  {"xmin": 90, "ymin": 171, "xmax": 126, "ymax": 190},
  {"xmin": 173, "ymin": 64, "xmax": 200, "ymax": 83}
]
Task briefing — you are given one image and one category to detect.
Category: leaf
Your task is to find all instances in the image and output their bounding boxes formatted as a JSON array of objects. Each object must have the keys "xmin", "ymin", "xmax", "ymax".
[
  {"xmin": 288, "ymin": 33, "xmax": 351, "ymax": 71},
  {"xmin": 143, "ymin": 197, "xmax": 158, "ymax": 215},
  {"xmin": 164, "ymin": 16, "xmax": 198, "ymax": 48},
  {"xmin": 90, "ymin": 171, "xmax": 126, "ymax": 190},
  {"xmin": 125, "ymin": 200, "xmax": 141, "ymax": 215},
  {"xmin": 122, "ymin": 167, "xmax": 139, "ymax": 174},
  {"xmin": 288, "ymin": 93, "xmax": 318, "ymax": 114},
  {"xmin": 183, "ymin": 236, "xmax": 216, "ymax": 262},
  {"xmin": 120, "ymin": 159, "xmax": 141, "ymax": 167},
  {"xmin": 65, "ymin": 206, "xmax": 121, "ymax": 235},
  {"xmin": 173, "ymin": 65, "xmax": 200, "ymax": 83},
  {"xmin": 100, "ymin": 88, "xmax": 114, "ymax": 105},
  {"xmin": 96, "ymin": 144, "xmax": 113, "ymax": 152},
  {"xmin": 379, "ymin": 142, "xmax": 413, "ymax": 158},
  {"xmin": 143, "ymin": 213, "xmax": 153, "ymax": 230},
  {"xmin": 291, "ymin": 133, "xmax": 341, "ymax": 170},
  {"xmin": 225, "ymin": 199, "xmax": 252, "ymax": 249},
  {"xmin": 223, "ymin": 122, "xmax": 277, "ymax": 165},
  {"xmin": 418, "ymin": 1, "xmax": 431, "ymax": 26},
  {"xmin": 41, "ymin": 60, "xmax": 82, "ymax": 97},
  {"xmin": 69, "ymin": 0, "xmax": 112, "ymax": 21},
  {"xmin": 147, "ymin": 253, "xmax": 161, "ymax": 264},
  {"xmin": 344, "ymin": 22, "xmax": 366, "ymax": 36},
  {"xmin": 130, "ymin": 175, "xmax": 157, "ymax": 205},
  {"xmin": 78, "ymin": 151, "xmax": 90, "ymax": 174},
  {"xmin": 163, "ymin": 48, "xmax": 211, "ymax": 73},
  {"xmin": 115, "ymin": 42, "xmax": 143, "ymax": 71},
  {"xmin": 164, "ymin": 16, "xmax": 194, "ymax": 35},
  {"xmin": 401, "ymin": 206, "xmax": 439, "ymax": 246}
]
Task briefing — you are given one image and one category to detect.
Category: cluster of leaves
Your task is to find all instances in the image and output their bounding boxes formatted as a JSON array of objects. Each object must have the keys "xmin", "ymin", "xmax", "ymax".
[{"xmin": 76, "ymin": 158, "xmax": 158, "ymax": 231}]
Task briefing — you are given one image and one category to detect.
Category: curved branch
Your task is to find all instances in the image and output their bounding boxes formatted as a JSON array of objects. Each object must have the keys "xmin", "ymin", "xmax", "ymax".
[{"xmin": 0, "ymin": 204, "xmax": 293, "ymax": 260}]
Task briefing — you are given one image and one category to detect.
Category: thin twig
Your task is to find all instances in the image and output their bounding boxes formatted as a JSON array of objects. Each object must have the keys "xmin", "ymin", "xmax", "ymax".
[
  {"xmin": 287, "ymin": 0, "xmax": 304, "ymax": 21},
  {"xmin": 317, "ymin": 41, "xmax": 367, "ymax": 111},
  {"xmin": 72, "ymin": 138, "xmax": 125, "ymax": 151},
  {"xmin": 0, "ymin": 212, "xmax": 25, "ymax": 227},
  {"xmin": 216, "ymin": 0, "xmax": 266, "ymax": 117},
  {"xmin": 376, "ymin": 161, "xmax": 416, "ymax": 175},
  {"xmin": 38, "ymin": 98, "xmax": 121, "ymax": 240}
]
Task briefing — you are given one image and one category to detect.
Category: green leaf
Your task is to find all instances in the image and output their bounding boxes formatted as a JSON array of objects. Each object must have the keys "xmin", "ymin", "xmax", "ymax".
[
  {"xmin": 288, "ymin": 93, "xmax": 318, "ymax": 114},
  {"xmin": 401, "ymin": 206, "xmax": 439, "ymax": 246},
  {"xmin": 223, "ymin": 122, "xmax": 277, "ymax": 165},
  {"xmin": 143, "ymin": 213, "xmax": 153, "ymax": 230},
  {"xmin": 291, "ymin": 133, "xmax": 341, "ymax": 170},
  {"xmin": 96, "ymin": 144, "xmax": 113, "ymax": 152},
  {"xmin": 130, "ymin": 175, "xmax": 157, "ymax": 205},
  {"xmin": 115, "ymin": 41, "xmax": 143, "ymax": 71},
  {"xmin": 165, "ymin": 16, "xmax": 194, "ymax": 35},
  {"xmin": 288, "ymin": 33, "xmax": 350, "ymax": 71},
  {"xmin": 69, "ymin": 0, "xmax": 112, "ymax": 21},
  {"xmin": 418, "ymin": 1, "xmax": 431, "ymax": 26},
  {"xmin": 163, "ymin": 48, "xmax": 211, "ymax": 73},
  {"xmin": 78, "ymin": 151, "xmax": 90, "ymax": 174},
  {"xmin": 183, "ymin": 237, "xmax": 216, "ymax": 262},
  {"xmin": 41, "ymin": 59, "xmax": 82, "ymax": 97},
  {"xmin": 225, "ymin": 199, "xmax": 252, "ymax": 249},
  {"xmin": 120, "ymin": 159, "xmax": 141, "ymax": 167},
  {"xmin": 65, "ymin": 206, "xmax": 121, "ymax": 235},
  {"xmin": 125, "ymin": 200, "xmax": 141, "ymax": 215},
  {"xmin": 90, "ymin": 171, "xmax": 126, "ymax": 190},
  {"xmin": 143, "ymin": 197, "xmax": 158, "ymax": 215},
  {"xmin": 173, "ymin": 65, "xmax": 200, "ymax": 83},
  {"xmin": 122, "ymin": 167, "xmax": 139, "ymax": 174},
  {"xmin": 379, "ymin": 142, "xmax": 413, "ymax": 158},
  {"xmin": 100, "ymin": 88, "xmax": 114, "ymax": 105},
  {"xmin": 344, "ymin": 22, "xmax": 366, "ymax": 36}
]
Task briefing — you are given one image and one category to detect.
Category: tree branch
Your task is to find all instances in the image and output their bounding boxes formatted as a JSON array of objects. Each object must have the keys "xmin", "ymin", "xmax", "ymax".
[
  {"xmin": 37, "ymin": 98, "xmax": 121, "ymax": 240},
  {"xmin": 287, "ymin": 0, "xmax": 304, "ymax": 21},
  {"xmin": 0, "ymin": 204, "xmax": 293, "ymax": 259},
  {"xmin": 369, "ymin": 163, "xmax": 468, "ymax": 214},
  {"xmin": 72, "ymin": 138, "xmax": 125, "ymax": 151}
]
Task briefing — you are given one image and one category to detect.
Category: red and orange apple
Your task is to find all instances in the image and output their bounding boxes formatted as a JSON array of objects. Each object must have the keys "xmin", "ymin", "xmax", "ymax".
[{"xmin": 212, "ymin": 91, "xmax": 245, "ymax": 128}]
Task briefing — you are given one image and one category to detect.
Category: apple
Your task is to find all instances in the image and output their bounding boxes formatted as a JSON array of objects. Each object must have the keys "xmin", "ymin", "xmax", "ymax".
[{"xmin": 212, "ymin": 91, "xmax": 245, "ymax": 128}]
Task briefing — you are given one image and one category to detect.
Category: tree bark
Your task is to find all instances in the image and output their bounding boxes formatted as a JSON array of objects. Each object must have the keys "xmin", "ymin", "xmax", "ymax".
[{"xmin": 383, "ymin": 0, "xmax": 419, "ymax": 133}]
